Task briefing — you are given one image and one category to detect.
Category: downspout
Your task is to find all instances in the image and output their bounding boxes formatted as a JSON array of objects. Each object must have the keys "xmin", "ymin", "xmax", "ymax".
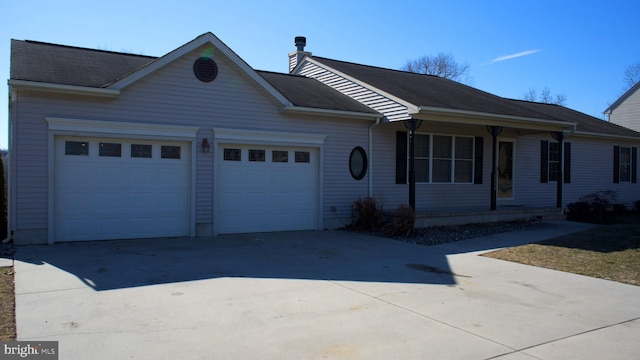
[{"xmin": 368, "ymin": 117, "xmax": 382, "ymax": 197}]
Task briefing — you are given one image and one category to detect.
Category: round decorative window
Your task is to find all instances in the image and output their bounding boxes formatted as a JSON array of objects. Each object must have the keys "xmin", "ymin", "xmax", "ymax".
[
  {"xmin": 349, "ymin": 146, "xmax": 368, "ymax": 180},
  {"xmin": 193, "ymin": 57, "xmax": 218, "ymax": 82}
]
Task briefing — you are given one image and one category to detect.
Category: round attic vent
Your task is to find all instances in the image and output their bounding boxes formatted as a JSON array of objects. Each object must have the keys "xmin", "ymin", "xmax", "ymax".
[{"xmin": 193, "ymin": 57, "xmax": 218, "ymax": 82}]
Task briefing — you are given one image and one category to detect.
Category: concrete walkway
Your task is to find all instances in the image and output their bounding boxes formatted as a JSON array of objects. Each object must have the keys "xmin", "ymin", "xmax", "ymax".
[{"xmin": 12, "ymin": 221, "xmax": 640, "ymax": 359}]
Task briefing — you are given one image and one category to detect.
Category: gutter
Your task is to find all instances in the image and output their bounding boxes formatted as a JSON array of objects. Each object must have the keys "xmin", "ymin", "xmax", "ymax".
[
  {"xmin": 572, "ymin": 131, "xmax": 640, "ymax": 141},
  {"xmin": 281, "ymin": 105, "xmax": 381, "ymax": 121},
  {"xmin": 8, "ymin": 79, "xmax": 120, "ymax": 98},
  {"xmin": 414, "ymin": 105, "xmax": 577, "ymax": 131}
]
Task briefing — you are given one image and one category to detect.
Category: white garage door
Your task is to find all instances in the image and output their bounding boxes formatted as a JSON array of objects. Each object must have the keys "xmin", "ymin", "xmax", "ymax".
[
  {"xmin": 54, "ymin": 137, "xmax": 190, "ymax": 241},
  {"xmin": 217, "ymin": 145, "xmax": 319, "ymax": 234}
]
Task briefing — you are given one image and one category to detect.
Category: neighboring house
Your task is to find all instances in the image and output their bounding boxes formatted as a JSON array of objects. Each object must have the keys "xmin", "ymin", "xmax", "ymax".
[
  {"xmin": 7, "ymin": 32, "xmax": 640, "ymax": 245},
  {"xmin": 605, "ymin": 81, "xmax": 640, "ymax": 132}
]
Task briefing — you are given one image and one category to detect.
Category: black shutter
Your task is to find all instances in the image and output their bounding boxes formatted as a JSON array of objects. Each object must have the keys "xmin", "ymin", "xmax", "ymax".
[
  {"xmin": 395, "ymin": 131, "xmax": 408, "ymax": 184},
  {"xmin": 564, "ymin": 142, "xmax": 571, "ymax": 183},
  {"xmin": 613, "ymin": 146, "xmax": 620, "ymax": 183},
  {"xmin": 632, "ymin": 147, "xmax": 637, "ymax": 184},
  {"xmin": 540, "ymin": 140, "xmax": 548, "ymax": 183},
  {"xmin": 474, "ymin": 137, "xmax": 483, "ymax": 184}
]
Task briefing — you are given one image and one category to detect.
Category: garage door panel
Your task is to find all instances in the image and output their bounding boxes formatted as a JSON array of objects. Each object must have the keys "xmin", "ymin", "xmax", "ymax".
[
  {"xmin": 217, "ymin": 145, "xmax": 319, "ymax": 234},
  {"xmin": 54, "ymin": 137, "xmax": 190, "ymax": 241}
]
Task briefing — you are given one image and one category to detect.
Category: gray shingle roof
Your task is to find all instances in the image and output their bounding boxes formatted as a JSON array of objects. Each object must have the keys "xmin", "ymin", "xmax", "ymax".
[
  {"xmin": 257, "ymin": 71, "xmax": 378, "ymax": 114},
  {"xmin": 10, "ymin": 39, "xmax": 639, "ymax": 138},
  {"xmin": 511, "ymin": 99, "xmax": 640, "ymax": 138},
  {"xmin": 10, "ymin": 39, "xmax": 378, "ymax": 115},
  {"xmin": 10, "ymin": 39, "xmax": 155, "ymax": 87},
  {"xmin": 312, "ymin": 56, "xmax": 640, "ymax": 138},
  {"xmin": 312, "ymin": 57, "xmax": 563, "ymax": 121}
]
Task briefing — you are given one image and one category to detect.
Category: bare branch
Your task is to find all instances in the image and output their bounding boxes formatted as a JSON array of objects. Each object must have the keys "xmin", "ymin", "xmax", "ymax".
[
  {"xmin": 401, "ymin": 52, "xmax": 471, "ymax": 83},
  {"xmin": 521, "ymin": 86, "xmax": 567, "ymax": 105},
  {"xmin": 623, "ymin": 61, "xmax": 640, "ymax": 91}
]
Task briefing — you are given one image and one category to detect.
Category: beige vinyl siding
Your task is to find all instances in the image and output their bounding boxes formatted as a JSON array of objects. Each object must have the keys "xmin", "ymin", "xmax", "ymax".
[
  {"xmin": 12, "ymin": 45, "xmax": 372, "ymax": 239},
  {"xmin": 298, "ymin": 61, "xmax": 411, "ymax": 121},
  {"xmin": 609, "ymin": 89, "xmax": 640, "ymax": 132}
]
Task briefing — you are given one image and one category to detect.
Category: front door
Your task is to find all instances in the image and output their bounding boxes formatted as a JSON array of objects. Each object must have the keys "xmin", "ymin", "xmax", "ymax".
[{"xmin": 498, "ymin": 141, "xmax": 514, "ymax": 199}]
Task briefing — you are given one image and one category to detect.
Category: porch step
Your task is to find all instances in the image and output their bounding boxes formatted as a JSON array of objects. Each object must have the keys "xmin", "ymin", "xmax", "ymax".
[{"xmin": 413, "ymin": 207, "xmax": 565, "ymax": 228}]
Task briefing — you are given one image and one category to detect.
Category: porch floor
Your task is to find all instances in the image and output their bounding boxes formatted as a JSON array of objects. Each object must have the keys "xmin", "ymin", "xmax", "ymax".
[{"xmin": 412, "ymin": 206, "xmax": 565, "ymax": 228}]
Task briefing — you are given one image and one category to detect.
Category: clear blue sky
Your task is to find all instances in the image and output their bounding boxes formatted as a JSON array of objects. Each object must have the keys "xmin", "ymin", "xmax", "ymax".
[{"xmin": 2, "ymin": 0, "xmax": 639, "ymax": 150}]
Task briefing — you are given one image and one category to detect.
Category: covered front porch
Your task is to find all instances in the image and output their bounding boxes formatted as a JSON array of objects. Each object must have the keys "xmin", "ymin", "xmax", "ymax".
[{"xmin": 395, "ymin": 106, "xmax": 577, "ymax": 213}]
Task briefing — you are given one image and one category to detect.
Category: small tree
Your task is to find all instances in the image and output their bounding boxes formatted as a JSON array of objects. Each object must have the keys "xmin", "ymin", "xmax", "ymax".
[
  {"xmin": 522, "ymin": 87, "xmax": 567, "ymax": 106},
  {"xmin": 402, "ymin": 52, "xmax": 471, "ymax": 83},
  {"xmin": 622, "ymin": 61, "xmax": 640, "ymax": 92}
]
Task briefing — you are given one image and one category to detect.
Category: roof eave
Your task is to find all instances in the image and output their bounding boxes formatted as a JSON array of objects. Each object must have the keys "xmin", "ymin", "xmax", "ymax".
[
  {"xmin": 8, "ymin": 79, "xmax": 120, "ymax": 98},
  {"xmin": 281, "ymin": 105, "xmax": 381, "ymax": 121},
  {"xmin": 572, "ymin": 131, "xmax": 640, "ymax": 141},
  {"xmin": 413, "ymin": 105, "xmax": 576, "ymax": 132}
]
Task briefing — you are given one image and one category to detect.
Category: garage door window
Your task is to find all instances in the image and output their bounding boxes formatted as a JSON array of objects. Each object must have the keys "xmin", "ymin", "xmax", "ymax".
[
  {"xmin": 99, "ymin": 143, "xmax": 122, "ymax": 157},
  {"xmin": 131, "ymin": 144, "xmax": 152, "ymax": 158},
  {"xmin": 224, "ymin": 148, "xmax": 241, "ymax": 161},
  {"xmin": 273, "ymin": 151, "xmax": 288, "ymax": 163},
  {"xmin": 249, "ymin": 149, "xmax": 265, "ymax": 162},
  {"xmin": 295, "ymin": 151, "xmax": 310, "ymax": 163},
  {"xmin": 65, "ymin": 141, "xmax": 89, "ymax": 156},
  {"xmin": 161, "ymin": 145, "xmax": 181, "ymax": 159}
]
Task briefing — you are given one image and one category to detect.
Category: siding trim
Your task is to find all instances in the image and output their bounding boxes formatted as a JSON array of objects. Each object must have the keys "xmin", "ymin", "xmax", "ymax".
[
  {"xmin": 9, "ymin": 79, "xmax": 120, "ymax": 98},
  {"xmin": 46, "ymin": 117, "xmax": 199, "ymax": 139}
]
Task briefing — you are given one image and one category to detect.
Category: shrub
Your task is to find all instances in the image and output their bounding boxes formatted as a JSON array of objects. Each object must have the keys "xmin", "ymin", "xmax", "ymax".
[
  {"xmin": 634, "ymin": 200, "xmax": 640, "ymax": 212},
  {"xmin": 566, "ymin": 201, "xmax": 592, "ymax": 222},
  {"xmin": 612, "ymin": 204, "xmax": 627, "ymax": 213},
  {"xmin": 351, "ymin": 197, "xmax": 384, "ymax": 231},
  {"xmin": 383, "ymin": 204, "xmax": 415, "ymax": 237},
  {"xmin": 566, "ymin": 190, "xmax": 618, "ymax": 223}
]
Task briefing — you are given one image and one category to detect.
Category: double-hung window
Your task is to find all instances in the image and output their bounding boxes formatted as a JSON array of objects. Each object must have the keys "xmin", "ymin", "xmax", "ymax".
[
  {"xmin": 548, "ymin": 142, "xmax": 560, "ymax": 182},
  {"xmin": 432, "ymin": 135, "xmax": 453, "ymax": 182},
  {"xmin": 540, "ymin": 140, "xmax": 571, "ymax": 184},
  {"xmin": 454, "ymin": 137, "xmax": 474, "ymax": 183},
  {"xmin": 413, "ymin": 134, "xmax": 474, "ymax": 183},
  {"xmin": 415, "ymin": 134, "xmax": 430, "ymax": 182},
  {"xmin": 613, "ymin": 145, "xmax": 637, "ymax": 183}
]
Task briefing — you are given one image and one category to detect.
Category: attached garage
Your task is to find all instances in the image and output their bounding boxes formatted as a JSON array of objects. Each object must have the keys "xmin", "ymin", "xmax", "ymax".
[
  {"xmin": 213, "ymin": 128, "xmax": 326, "ymax": 235},
  {"xmin": 45, "ymin": 117, "xmax": 199, "ymax": 243},
  {"xmin": 53, "ymin": 136, "xmax": 191, "ymax": 241}
]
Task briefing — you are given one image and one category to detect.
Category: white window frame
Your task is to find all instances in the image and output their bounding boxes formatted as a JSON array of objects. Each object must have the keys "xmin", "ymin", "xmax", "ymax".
[
  {"xmin": 413, "ymin": 133, "xmax": 475, "ymax": 184},
  {"xmin": 619, "ymin": 146, "xmax": 632, "ymax": 183},
  {"xmin": 548, "ymin": 141, "xmax": 560, "ymax": 182}
]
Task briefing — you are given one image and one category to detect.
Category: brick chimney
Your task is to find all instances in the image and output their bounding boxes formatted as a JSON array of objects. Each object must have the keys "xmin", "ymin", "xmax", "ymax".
[{"xmin": 288, "ymin": 36, "xmax": 311, "ymax": 73}]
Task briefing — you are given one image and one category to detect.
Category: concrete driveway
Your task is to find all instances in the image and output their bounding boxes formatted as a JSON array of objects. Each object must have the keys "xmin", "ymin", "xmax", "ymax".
[{"xmin": 13, "ymin": 222, "xmax": 640, "ymax": 359}]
